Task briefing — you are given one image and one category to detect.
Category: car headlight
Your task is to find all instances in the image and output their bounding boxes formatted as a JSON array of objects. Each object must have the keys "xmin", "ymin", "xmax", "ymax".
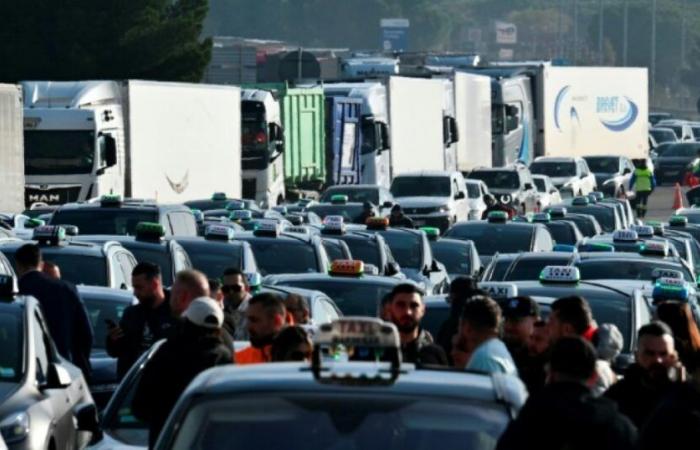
[
  {"xmin": 435, "ymin": 206, "xmax": 450, "ymax": 213},
  {"xmin": 0, "ymin": 412, "xmax": 29, "ymax": 444}
]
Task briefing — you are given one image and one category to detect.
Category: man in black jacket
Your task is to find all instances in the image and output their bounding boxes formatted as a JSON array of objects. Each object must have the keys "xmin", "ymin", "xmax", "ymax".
[
  {"xmin": 497, "ymin": 336, "xmax": 637, "ymax": 450},
  {"xmin": 16, "ymin": 243, "xmax": 93, "ymax": 379},
  {"xmin": 132, "ymin": 297, "xmax": 232, "ymax": 448},
  {"xmin": 106, "ymin": 262, "xmax": 175, "ymax": 378},
  {"xmin": 389, "ymin": 204, "xmax": 414, "ymax": 228},
  {"xmin": 386, "ymin": 283, "xmax": 447, "ymax": 365},
  {"xmin": 605, "ymin": 321, "xmax": 684, "ymax": 428},
  {"xmin": 435, "ymin": 277, "xmax": 485, "ymax": 357}
]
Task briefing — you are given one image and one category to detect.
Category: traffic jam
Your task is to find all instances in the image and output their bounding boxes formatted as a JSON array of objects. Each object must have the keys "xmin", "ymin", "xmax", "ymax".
[{"xmin": 2, "ymin": 47, "xmax": 700, "ymax": 450}]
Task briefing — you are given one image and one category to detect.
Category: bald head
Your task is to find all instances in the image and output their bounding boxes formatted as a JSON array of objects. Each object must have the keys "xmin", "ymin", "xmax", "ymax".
[{"xmin": 170, "ymin": 270, "xmax": 210, "ymax": 316}]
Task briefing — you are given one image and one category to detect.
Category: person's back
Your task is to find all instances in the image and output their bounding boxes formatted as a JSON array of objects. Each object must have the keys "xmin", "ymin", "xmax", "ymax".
[
  {"xmin": 132, "ymin": 298, "xmax": 232, "ymax": 448},
  {"xmin": 460, "ymin": 296, "xmax": 517, "ymax": 375},
  {"xmin": 497, "ymin": 337, "xmax": 637, "ymax": 450}
]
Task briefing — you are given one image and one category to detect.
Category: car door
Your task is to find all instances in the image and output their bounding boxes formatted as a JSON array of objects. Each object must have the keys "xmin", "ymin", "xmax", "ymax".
[{"xmin": 452, "ymin": 176, "xmax": 468, "ymax": 221}]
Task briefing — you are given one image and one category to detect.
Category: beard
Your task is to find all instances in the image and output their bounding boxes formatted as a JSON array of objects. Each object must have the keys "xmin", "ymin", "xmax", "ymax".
[
  {"xmin": 249, "ymin": 332, "xmax": 275, "ymax": 349},
  {"xmin": 395, "ymin": 317, "xmax": 419, "ymax": 334}
]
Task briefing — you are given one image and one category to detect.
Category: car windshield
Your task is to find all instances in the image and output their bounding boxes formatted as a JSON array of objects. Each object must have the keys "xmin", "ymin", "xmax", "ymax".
[
  {"xmin": 577, "ymin": 260, "xmax": 694, "ymax": 282},
  {"xmin": 468, "ymin": 171, "xmax": 520, "ymax": 190},
  {"xmin": 529, "ymin": 161, "xmax": 576, "ymax": 178},
  {"xmin": 83, "ymin": 296, "xmax": 130, "ymax": 350},
  {"xmin": 123, "ymin": 247, "xmax": 174, "ymax": 286},
  {"xmin": 241, "ymin": 101, "xmax": 267, "ymax": 150},
  {"xmin": 320, "ymin": 189, "xmax": 379, "ymax": 205},
  {"xmin": 444, "ymin": 225, "xmax": 534, "ymax": 256},
  {"xmin": 466, "ymin": 184, "xmax": 481, "ymax": 199},
  {"xmin": 244, "ymin": 240, "xmax": 318, "ymax": 275},
  {"xmin": 569, "ymin": 206, "xmax": 615, "ymax": 232},
  {"xmin": 307, "ymin": 204, "xmax": 365, "ymax": 223},
  {"xmin": 377, "ymin": 232, "xmax": 423, "ymax": 269},
  {"xmin": 584, "ymin": 157, "xmax": 619, "ymax": 174},
  {"xmin": 431, "ymin": 242, "xmax": 472, "ymax": 276},
  {"xmin": 51, "ymin": 210, "xmax": 159, "ymax": 236},
  {"xmin": 651, "ymin": 129, "xmax": 677, "ymax": 144},
  {"xmin": 341, "ymin": 238, "xmax": 381, "ymax": 268},
  {"xmin": 170, "ymin": 394, "xmax": 509, "ymax": 450},
  {"xmin": 545, "ymin": 222, "xmax": 579, "ymax": 245},
  {"xmin": 554, "ymin": 216, "xmax": 599, "ymax": 237},
  {"xmin": 0, "ymin": 308, "xmax": 22, "ymax": 382},
  {"xmin": 533, "ymin": 178, "xmax": 546, "ymax": 192},
  {"xmin": 664, "ymin": 144, "xmax": 700, "ymax": 157},
  {"xmin": 391, "ymin": 177, "xmax": 451, "ymax": 198},
  {"xmin": 24, "ymin": 130, "xmax": 95, "ymax": 175},
  {"xmin": 278, "ymin": 280, "xmax": 392, "ymax": 316},
  {"xmin": 178, "ymin": 243, "xmax": 243, "ymax": 280}
]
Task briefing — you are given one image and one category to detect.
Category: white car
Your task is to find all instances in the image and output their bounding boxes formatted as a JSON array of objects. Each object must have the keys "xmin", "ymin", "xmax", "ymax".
[
  {"xmin": 464, "ymin": 179, "xmax": 489, "ymax": 220},
  {"xmin": 390, "ymin": 171, "xmax": 469, "ymax": 231},
  {"xmin": 532, "ymin": 175, "xmax": 562, "ymax": 209},
  {"xmin": 657, "ymin": 119, "xmax": 696, "ymax": 142},
  {"xmin": 529, "ymin": 156, "xmax": 597, "ymax": 199}
]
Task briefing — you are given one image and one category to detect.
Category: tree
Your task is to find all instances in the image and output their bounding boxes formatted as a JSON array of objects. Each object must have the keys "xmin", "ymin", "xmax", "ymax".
[{"xmin": 0, "ymin": 0, "xmax": 211, "ymax": 82}]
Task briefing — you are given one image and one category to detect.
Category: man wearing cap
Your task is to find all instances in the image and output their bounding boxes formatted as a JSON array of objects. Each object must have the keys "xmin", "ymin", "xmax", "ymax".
[
  {"xmin": 501, "ymin": 296, "xmax": 546, "ymax": 394},
  {"xmin": 132, "ymin": 297, "xmax": 232, "ymax": 449},
  {"xmin": 389, "ymin": 204, "xmax": 414, "ymax": 228}
]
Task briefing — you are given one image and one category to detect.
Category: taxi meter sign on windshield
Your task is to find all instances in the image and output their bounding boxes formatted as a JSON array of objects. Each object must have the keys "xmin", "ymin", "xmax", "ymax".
[
  {"xmin": 478, "ymin": 282, "xmax": 518, "ymax": 299},
  {"xmin": 613, "ymin": 230, "xmax": 638, "ymax": 242},
  {"xmin": 540, "ymin": 266, "xmax": 580, "ymax": 284},
  {"xmin": 631, "ymin": 225, "xmax": 654, "ymax": 238},
  {"xmin": 230, "ymin": 210, "xmax": 253, "ymax": 221}
]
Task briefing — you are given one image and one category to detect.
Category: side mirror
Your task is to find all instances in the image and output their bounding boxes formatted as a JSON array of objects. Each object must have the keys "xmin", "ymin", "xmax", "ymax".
[
  {"xmin": 580, "ymin": 173, "xmax": 587, "ymax": 179},
  {"xmin": 269, "ymin": 123, "xmax": 284, "ymax": 142},
  {"xmin": 449, "ymin": 117, "xmax": 459, "ymax": 144},
  {"xmin": 382, "ymin": 201, "xmax": 394, "ymax": 209},
  {"xmin": 45, "ymin": 363, "xmax": 72, "ymax": 389},
  {"xmin": 102, "ymin": 135, "xmax": 117, "ymax": 168},
  {"xmin": 75, "ymin": 402, "xmax": 103, "ymax": 443},
  {"xmin": 454, "ymin": 191, "xmax": 466, "ymax": 200},
  {"xmin": 431, "ymin": 260, "xmax": 441, "ymax": 272},
  {"xmin": 385, "ymin": 261, "xmax": 401, "ymax": 276},
  {"xmin": 623, "ymin": 168, "xmax": 632, "ymax": 175},
  {"xmin": 379, "ymin": 123, "xmax": 391, "ymax": 151},
  {"xmin": 524, "ymin": 183, "xmax": 534, "ymax": 191}
]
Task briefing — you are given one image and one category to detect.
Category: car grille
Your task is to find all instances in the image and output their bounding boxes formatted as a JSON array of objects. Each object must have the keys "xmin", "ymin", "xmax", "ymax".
[
  {"xmin": 404, "ymin": 206, "xmax": 437, "ymax": 215},
  {"xmin": 25, "ymin": 186, "xmax": 81, "ymax": 206}
]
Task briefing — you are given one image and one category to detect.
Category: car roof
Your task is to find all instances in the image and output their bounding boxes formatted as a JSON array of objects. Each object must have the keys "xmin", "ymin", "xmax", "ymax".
[
  {"xmin": 73, "ymin": 235, "xmax": 171, "ymax": 250},
  {"xmin": 394, "ymin": 171, "xmax": 453, "ymax": 178},
  {"xmin": 54, "ymin": 200, "xmax": 179, "ymax": 212},
  {"xmin": 234, "ymin": 231, "xmax": 319, "ymax": 245},
  {"xmin": 431, "ymin": 238, "xmax": 475, "ymax": 248},
  {"xmin": 76, "ymin": 285, "xmax": 136, "ymax": 302},
  {"xmin": 448, "ymin": 221, "xmax": 540, "ymax": 231},
  {"xmin": 323, "ymin": 185, "xmax": 381, "ymax": 191},
  {"xmin": 491, "ymin": 251, "xmax": 573, "ymax": 261},
  {"xmin": 165, "ymin": 236, "xmax": 245, "ymax": 248},
  {"xmin": 0, "ymin": 239, "xmax": 107, "ymax": 257},
  {"xmin": 533, "ymin": 156, "xmax": 578, "ymax": 162},
  {"xmin": 266, "ymin": 273, "xmax": 401, "ymax": 286},
  {"xmin": 183, "ymin": 362, "xmax": 512, "ymax": 404}
]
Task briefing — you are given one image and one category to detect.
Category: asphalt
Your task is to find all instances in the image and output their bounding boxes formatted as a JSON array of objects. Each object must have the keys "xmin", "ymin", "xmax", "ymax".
[{"xmin": 646, "ymin": 185, "xmax": 683, "ymax": 220}]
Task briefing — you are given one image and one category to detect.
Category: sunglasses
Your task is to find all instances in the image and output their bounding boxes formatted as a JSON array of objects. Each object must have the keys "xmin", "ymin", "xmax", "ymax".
[{"xmin": 222, "ymin": 284, "xmax": 244, "ymax": 294}]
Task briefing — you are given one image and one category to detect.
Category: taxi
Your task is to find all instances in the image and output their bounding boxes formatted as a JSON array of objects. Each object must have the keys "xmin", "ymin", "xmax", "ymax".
[
  {"xmin": 422, "ymin": 227, "xmax": 482, "ymax": 280},
  {"xmin": 481, "ymin": 251, "xmax": 577, "ymax": 282},
  {"xmin": 545, "ymin": 206, "xmax": 603, "ymax": 237},
  {"xmin": 74, "ymin": 222, "xmax": 192, "ymax": 287},
  {"xmin": 49, "ymin": 195, "xmax": 198, "ymax": 237},
  {"xmin": 577, "ymin": 228, "xmax": 682, "ymax": 257},
  {"xmin": 305, "ymin": 194, "xmax": 380, "ymax": 224},
  {"xmin": 0, "ymin": 226, "xmax": 138, "ymax": 290},
  {"xmin": 183, "ymin": 193, "xmax": 262, "ymax": 213},
  {"xmin": 362, "ymin": 217, "xmax": 449, "ymax": 293},
  {"xmin": 154, "ymin": 318, "xmax": 526, "ymax": 449},
  {"xmin": 559, "ymin": 195, "xmax": 623, "ymax": 232},
  {"xmin": 0, "ymin": 275, "xmax": 99, "ymax": 449},
  {"xmin": 443, "ymin": 211, "xmax": 555, "ymax": 265},
  {"xmin": 233, "ymin": 220, "xmax": 330, "ymax": 276},
  {"xmin": 531, "ymin": 213, "xmax": 584, "ymax": 246},
  {"xmin": 318, "ymin": 216, "xmax": 402, "ymax": 277},
  {"xmin": 164, "ymin": 225, "xmax": 258, "ymax": 280},
  {"xmin": 264, "ymin": 260, "xmax": 412, "ymax": 316},
  {"xmin": 666, "ymin": 215, "xmax": 700, "ymax": 245}
]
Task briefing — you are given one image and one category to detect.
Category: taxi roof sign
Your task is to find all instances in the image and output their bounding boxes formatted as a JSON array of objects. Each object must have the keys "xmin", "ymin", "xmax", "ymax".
[
  {"xmin": 230, "ymin": 210, "xmax": 253, "ymax": 221},
  {"xmin": 190, "ymin": 208, "xmax": 204, "ymax": 223},
  {"xmin": 631, "ymin": 225, "xmax": 654, "ymax": 238},
  {"xmin": 135, "ymin": 222, "xmax": 165, "ymax": 241},
  {"xmin": 548, "ymin": 207, "xmax": 567, "ymax": 218},
  {"xmin": 226, "ymin": 200, "xmax": 246, "ymax": 211},
  {"xmin": 613, "ymin": 229, "xmax": 638, "ymax": 242},
  {"xmin": 579, "ymin": 242, "xmax": 615, "ymax": 253},
  {"xmin": 669, "ymin": 215, "xmax": 688, "ymax": 227},
  {"xmin": 539, "ymin": 265, "xmax": 580, "ymax": 284},
  {"xmin": 487, "ymin": 211, "xmax": 508, "ymax": 223},
  {"xmin": 572, "ymin": 196, "xmax": 590, "ymax": 206},
  {"xmin": 330, "ymin": 259, "xmax": 364, "ymax": 277},
  {"xmin": 591, "ymin": 192, "xmax": 604, "ymax": 201},
  {"xmin": 420, "ymin": 227, "xmax": 440, "ymax": 240},
  {"xmin": 253, "ymin": 219, "xmax": 281, "ymax": 237},
  {"xmin": 640, "ymin": 240, "xmax": 670, "ymax": 257},
  {"xmin": 245, "ymin": 272, "xmax": 262, "ymax": 288},
  {"xmin": 363, "ymin": 264, "xmax": 380, "ymax": 276},
  {"xmin": 100, "ymin": 194, "xmax": 122, "ymax": 207},
  {"xmin": 478, "ymin": 282, "xmax": 518, "ymax": 299},
  {"xmin": 211, "ymin": 192, "xmax": 227, "ymax": 201},
  {"xmin": 322, "ymin": 215, "xmax": 346, "ymax": 235},
  {"xmin": 532, "ymin": 213, "xmax": 551, "ymax": 223},
  {"xmin": 284, "ymin": 225, "xmax": 310, "ymax": 236},
  {"xmin": 204, "ymin": 224, "xmax": 234, "ymax": 241},
  {"xmin": 553, "ymin": 244, "xmax": 577, "ymax": 253},
  {"xmin": 366, "ymin": 217, "xmax": 389, "ymax": 230},
  {"xmin": 652, "ymin": 277, "xmax": 691, "ymax": 303},
  {"xmin": 24, "ymin": 218, "xmax": 45, "ymax": 229},
  {"xmin": 651, "ymin": 268, "xmax": 683, "ymax": 281},
  {"xmin": 33, "ymin": 225, "xmax": 66, "ymax": 246},
  {"xmin": 330, "ymin": 194, "xmax": 349, "ymax": 204}
]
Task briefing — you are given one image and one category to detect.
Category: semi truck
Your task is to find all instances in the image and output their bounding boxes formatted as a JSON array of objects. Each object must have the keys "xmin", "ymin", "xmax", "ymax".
[
  {"xmin": 0, "ymin": 84, "xmax": 25, "ymax": 212},
  {"xmin": 21, "ymin": 80, "xmax": 241, "ymax": 206},
  {"xmin": 452, "ymin": 72, "xmax": 492, "ymax": 174}
]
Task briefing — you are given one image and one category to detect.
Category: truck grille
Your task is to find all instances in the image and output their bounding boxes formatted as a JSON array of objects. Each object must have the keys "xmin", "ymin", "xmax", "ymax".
[{"xmin": 25, "ymin": 186, "xmax": 81, "ymax": 207}]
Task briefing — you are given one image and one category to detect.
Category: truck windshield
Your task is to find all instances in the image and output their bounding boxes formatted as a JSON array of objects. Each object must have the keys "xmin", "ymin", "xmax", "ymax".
[
  {"xmin": 241, "ymin": 101, "xmax": 267, "ymax": 148},
  {"xmin": 533, "ymin": 178, "xmax": 546, "ymax": 192},
  {"xmin": 529, "ymin": 162, "xmax": 576, "ymax": 178},
  {"xmin": 391, "ymin": 177, "xmax": 451, "ymax": 197},
  {"xmin": 25, "ymin": 130, "xmax": 95, "ymax": 175},
  {"xmin": 468, "ymin": 171, "xmax": 520, "ymax": 190}
]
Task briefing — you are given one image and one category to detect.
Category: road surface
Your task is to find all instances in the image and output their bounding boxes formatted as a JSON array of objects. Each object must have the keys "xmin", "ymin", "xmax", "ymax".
[{"xmin": 646, "ymin": 185, "xmax": 684, "ymax": 221}]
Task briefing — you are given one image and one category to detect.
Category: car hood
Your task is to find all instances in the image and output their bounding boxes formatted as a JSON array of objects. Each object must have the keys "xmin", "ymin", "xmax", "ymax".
[
  {"xmin": 550, "ymin": 176, "xmax": 577, "ymax": 187},
  {"xmin": 0, "ymin": 382, "xmax": 18, "ymax": 404},
  {"xmin": 393, "ymin": 196, "xmax": 450, "ymax": 208}
]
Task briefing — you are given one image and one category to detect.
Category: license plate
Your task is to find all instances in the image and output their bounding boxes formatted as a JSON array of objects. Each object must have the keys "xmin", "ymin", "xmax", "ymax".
[{"xmin": 664, "ymin": 171, "xmax": 679, "ymax": 176}]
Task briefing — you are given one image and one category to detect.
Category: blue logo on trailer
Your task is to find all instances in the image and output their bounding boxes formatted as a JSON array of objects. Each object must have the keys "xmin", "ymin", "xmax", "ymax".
[{"xmin": 554, "ymin": 85, "xmax": 639, "ymax": 133}]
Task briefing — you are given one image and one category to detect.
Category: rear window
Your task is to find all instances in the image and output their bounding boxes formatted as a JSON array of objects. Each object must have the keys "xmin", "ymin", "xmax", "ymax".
[
  {"xmin": 444, "ymin": 224, "xmax": 534, "ymax": 256},
  {"xmin": 178, "ymin": 243, "xmax": 243, "ymax": 280},
  {"xmin": 376, "ymin": 232, "xmax": 423, "ymax": 269},
  {"xmin": 121, "ymin": 246, "xmax": 174, "ymax": 286},
  {"xmin": 307, "ymin": 205, "xmax": 365, "ymax": 223},
  {"xmin": 431, "ymin": 242, "xmax": 472, "ymax": 276},
  {"xmin": 244, "ymin": 240, "xmax": 319, "ymax": 276},
  {"xmin": 278, "ymin": 280, "xmax": 392, "ymax": 317},
  {"xmin": 468, "ymin": 171, "xmax": 520, "ymax": 190},
  {"xmin": 341, "ymin": 238, "xmax": 381, "ymax": 268},
  {"xmin": 530, "ymin": 161, "xmax": 576, "ymax": 178},
  {"xmin": 505, "ymin": 258, "xmax": 572, "ymax": 281},
  {"xmin": 664, "ymin": 144, "xmax": 700, "ymax": 157},
  {"xmin": 170, "ymin": 394, "xmax": 510, "ymax": 450},
  {"xmin": 569, "ymin": 207, "xmax": 615, "ymax": 232},
  {"xmin": 466, "ymin": 184, "xmax": 481, "ymax": 199},
  {"xmin": 545, "ymin": 223, "xmax": 578, "ymax": 245},
  {"xmin": 51, "ymin": 209, "xmax": 159, "ymax": 236},
  {"xmin": 577, "ymin": 260, "xmax": 693, "ymax": 282}
]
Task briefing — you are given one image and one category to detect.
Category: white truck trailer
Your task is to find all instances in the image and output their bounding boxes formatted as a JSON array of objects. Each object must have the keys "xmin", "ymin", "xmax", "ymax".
[
  {"xmin": 21, "ymin": 80, "xmax": 241, "ymax": 206},
  {"xmin": 0, "ymin": 84, "xmax": 25, "ymax": 212},
  {"xmin": 453, "ymin": 72, "xmax": 492, "ymax": 173}
]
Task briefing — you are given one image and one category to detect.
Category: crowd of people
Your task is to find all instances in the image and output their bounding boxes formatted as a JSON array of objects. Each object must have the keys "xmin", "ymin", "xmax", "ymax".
[{"xmin": 15, "ymin": 240, "xmax": 700, "ymax": 449}]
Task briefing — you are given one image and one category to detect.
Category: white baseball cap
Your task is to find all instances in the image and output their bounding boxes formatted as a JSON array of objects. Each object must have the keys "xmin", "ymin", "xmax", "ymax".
[{"xmin": 183, "ymin": 296, "xmax": 224, "ymax": 329}]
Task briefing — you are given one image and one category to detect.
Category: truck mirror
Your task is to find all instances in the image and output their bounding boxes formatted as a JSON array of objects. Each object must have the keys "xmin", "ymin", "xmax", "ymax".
[
  {"xmin": 103, "ymin": 135, "xmax": 117, "ymax": 167},
  {"xmin": 269, "ymin": 123, "xmax": 284, "ymax": 142},
  {"xmin": 379, "ymin": 123, "xmax": 391, "ymax": 151},
  {"xmin": 449, "ymin": 117, "xmax": 459, "ymax": 144}
]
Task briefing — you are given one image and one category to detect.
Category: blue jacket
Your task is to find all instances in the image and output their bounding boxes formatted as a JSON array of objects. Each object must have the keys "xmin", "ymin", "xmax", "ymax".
[{"xmin": 19, "ymin": 270, "xmax": 93, "ymax": 378}]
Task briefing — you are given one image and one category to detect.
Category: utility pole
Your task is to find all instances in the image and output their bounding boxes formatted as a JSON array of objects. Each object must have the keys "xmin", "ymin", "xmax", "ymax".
[
  {"xmin": 623, "ymin": 0, "xmax": 629, "ymax": 66},
  {"xmin": 598, "ymin": 0, "xmax": 605, "ymax": 65},
  {"xmin": 651, "ymin": 0, "xmax": 657, "ymax": 105}
]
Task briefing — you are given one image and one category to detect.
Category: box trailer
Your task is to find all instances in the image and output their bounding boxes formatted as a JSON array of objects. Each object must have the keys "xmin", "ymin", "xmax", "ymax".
[{"xmin": 0, "ymin": 84, "xmax": 25, "ymax": 212}]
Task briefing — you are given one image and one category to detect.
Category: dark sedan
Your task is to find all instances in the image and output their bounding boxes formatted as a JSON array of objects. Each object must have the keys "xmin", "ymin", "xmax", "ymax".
[{"xmin": 655, "ymin": 142, "xmax": 700, "ymax": 184}]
